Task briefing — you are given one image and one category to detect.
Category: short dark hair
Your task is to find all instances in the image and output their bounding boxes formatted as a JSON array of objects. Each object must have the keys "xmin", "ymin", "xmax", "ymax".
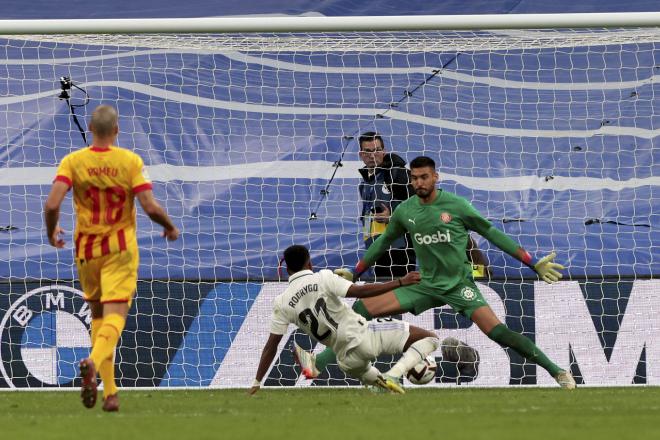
[
  {"xmin": 283, "ymin": 245, "xmax": 310, "ymax": 273},
  {"xmin": 410, "ymin": 156, "xmax": 436, "ymax": 170},
  {"xmin": 358, "ymin": 131, "xmax": 385, "ymax": 150}
]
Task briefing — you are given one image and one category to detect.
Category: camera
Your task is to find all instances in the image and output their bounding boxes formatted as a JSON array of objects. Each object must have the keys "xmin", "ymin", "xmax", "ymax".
[
  {"xmin": 58, "ymin": 76, "xmax": 72, "ymax": 100},
  {"xmin": 59, "ymin": 76, "xmax": 72, "ymax": 90}
]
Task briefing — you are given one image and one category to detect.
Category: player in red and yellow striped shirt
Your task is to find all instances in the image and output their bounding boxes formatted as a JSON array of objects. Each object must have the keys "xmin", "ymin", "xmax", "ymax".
[{"xmin": 44, "ymin": 105, "xmax": 179, "ymax": 411}]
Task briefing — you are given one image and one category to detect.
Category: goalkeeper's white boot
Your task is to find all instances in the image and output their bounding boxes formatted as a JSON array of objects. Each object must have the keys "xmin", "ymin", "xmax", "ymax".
[
  {"xmin": 554, "ymin": 370, "xmax": 576, "ymax": 389},
  {"xmin": 374, "ymin": 374, "xmax": 405, "ymax": 395},
  {"xmin": 292, "ymin": 343, "xmax": 320, "ymax": 379}
]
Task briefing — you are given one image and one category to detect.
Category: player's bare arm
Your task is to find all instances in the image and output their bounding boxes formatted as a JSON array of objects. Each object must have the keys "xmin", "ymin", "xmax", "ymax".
[
  {"xmin": 136, "ymin": 189, "xmax": 180, "ymax": 240},
  {"xmin": 346, "ymin": 271, "xmax": 420, "ymax": 299},
  {"xmin": 249, "ymin": 333, "xmax": 284, "ymax": 395},
  {"xmin": 44, "ymin": 180, "xmax": 70, "ymax": 248}
]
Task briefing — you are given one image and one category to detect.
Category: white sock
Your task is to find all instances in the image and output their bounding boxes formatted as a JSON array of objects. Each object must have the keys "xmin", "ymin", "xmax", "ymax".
[
  {"xmin": 360, "ymin": 366, "xmax": 382, "ymax": 385},
  {"xmin": 387, "ymin": 337, "xmax": 439, "ymax": 378}
]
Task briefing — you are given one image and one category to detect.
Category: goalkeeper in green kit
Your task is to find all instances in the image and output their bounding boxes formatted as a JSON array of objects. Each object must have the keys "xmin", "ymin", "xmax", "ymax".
[{"xmin": 294, "ymin": 156, "xmax": 575, "ymax": 388}]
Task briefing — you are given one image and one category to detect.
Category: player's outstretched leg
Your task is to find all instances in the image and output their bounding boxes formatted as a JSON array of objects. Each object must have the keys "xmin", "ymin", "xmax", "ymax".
[
  {"xmin": 79, "ymin": 358, "xmax": 98, "ymax": 408},
  {"xmin": 472, "ymin": 306, "xmax": 575, "ymax": 389},
  {"xmin": 386, "ymin": 327, "xmax": 439, "ymax": 380},
  {"xmin": 292, "ymin": 342, "xmax": 320, "ymax": 379},
  {"xmin": 487, "ymin": 323, "xmax": 575, "ymax": 389}
]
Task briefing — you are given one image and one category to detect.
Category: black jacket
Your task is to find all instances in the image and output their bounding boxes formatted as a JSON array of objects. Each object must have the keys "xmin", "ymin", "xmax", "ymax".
[{"xmin": 358, "ymin": 153, "xmax": 414, "ymax": 223}]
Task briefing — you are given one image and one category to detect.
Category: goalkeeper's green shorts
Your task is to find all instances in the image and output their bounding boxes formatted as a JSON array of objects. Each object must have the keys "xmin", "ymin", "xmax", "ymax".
[{"xmin": 393, "ymin": 280, "xmax": 487, "ymax": 319}]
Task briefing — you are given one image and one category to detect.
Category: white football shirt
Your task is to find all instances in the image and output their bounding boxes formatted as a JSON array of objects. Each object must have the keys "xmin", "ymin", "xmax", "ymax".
[{"xmin": 270, "ymin": 269, "xmax": 368, "ymax": 358}]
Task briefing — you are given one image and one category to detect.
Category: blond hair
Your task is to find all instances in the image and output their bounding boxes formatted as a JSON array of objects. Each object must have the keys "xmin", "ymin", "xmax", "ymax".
[{"xmin": 89, "ymin": 105, "xmax": 118, "ymax": 137}]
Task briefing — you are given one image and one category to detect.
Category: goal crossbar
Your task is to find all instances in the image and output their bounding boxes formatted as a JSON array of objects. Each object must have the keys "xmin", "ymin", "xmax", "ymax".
[{"xmin": 0, "ymin": 12, "xmax": 659, "ymax": 35}]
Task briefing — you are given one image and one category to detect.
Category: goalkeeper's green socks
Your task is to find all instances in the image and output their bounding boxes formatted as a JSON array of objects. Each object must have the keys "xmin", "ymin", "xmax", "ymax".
[
  {"xmin": 487, "ymin": 324, "xmax": 562, "ymax": 377},
  {"xmin": 315, "ymin": 300, "xmax": 373, "ymax": 371}
]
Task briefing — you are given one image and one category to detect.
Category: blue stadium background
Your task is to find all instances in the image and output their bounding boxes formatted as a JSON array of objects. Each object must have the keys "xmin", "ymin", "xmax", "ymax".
[{"xmin": 0, "ymin": 2, "xmax": 657, "ymax": 281}]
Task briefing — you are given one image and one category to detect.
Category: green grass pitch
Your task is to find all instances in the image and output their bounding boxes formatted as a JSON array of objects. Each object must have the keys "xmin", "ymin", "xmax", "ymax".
[{"xmin": 2, "ymin": 387, "xmax": 659, "ymax": 440}]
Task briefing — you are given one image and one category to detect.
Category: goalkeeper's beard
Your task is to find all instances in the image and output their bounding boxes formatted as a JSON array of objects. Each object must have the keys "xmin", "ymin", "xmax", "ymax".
[{"xmin": 415, "ymin": 187, "xmax": 433, "ymax": 198}]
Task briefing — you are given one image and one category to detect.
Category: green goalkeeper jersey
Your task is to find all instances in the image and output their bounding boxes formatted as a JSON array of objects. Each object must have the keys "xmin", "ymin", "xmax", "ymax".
[{"xmin": 362, "ymin": 189, "xmax": 526, "ymax": 291}]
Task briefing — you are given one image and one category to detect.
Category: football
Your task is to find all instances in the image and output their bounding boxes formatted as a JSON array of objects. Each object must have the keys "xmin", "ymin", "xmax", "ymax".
[{"xmin": 406, "ymin": 356, "xmax": 437, "ymax": 385}]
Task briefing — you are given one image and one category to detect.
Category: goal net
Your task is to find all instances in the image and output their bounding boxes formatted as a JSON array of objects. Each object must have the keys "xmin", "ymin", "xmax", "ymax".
[{"xmin": 0, "ymin": 21, "xmax": 657, "ymax": 389}]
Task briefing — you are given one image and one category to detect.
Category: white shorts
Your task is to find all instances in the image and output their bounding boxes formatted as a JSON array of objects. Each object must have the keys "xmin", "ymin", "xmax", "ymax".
[{"xmin": 337, "ymin": 318, "xmax": 410, "ymax": 378}]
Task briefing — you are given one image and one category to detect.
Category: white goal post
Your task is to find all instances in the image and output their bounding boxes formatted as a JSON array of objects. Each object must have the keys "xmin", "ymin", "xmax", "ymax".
[
  {"xmin": 0, "ymin": 13, "xmax": 657, "ymax": 390},
  {"xmin": 0, "ymin": 12, "xmax": 659, "ymax": 33}
]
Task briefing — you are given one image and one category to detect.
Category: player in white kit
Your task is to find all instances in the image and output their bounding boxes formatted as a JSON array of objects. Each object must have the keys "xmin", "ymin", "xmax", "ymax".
[{"xmin": 249, "ymin": 245, "xmax": 440, "ymax": 394}]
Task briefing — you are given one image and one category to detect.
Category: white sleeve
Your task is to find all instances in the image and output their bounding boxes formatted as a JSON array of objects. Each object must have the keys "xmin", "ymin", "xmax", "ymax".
[
  {"xmin": 269, "ymin": 302, "xmax": 290, "ymax": 335},
  {"xmin": 319, "ymin": 269, "xmax": 353, "ymax": 298}
]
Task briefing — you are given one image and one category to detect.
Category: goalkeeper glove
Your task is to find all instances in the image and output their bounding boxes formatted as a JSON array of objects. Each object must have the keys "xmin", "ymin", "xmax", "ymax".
[
  {"xmin": 334, "ymin": 268, "xmax": 355, "ymax": 282},
  {"xmin": 533, "ymin": 252, "xmax": 565, "ymax": 284},
  {"xmin": 334, "ymin": 260, "xmax": 369, "ymax": 282}
]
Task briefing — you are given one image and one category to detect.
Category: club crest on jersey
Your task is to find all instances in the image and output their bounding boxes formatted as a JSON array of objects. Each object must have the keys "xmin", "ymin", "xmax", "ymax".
[
  {"xmin": 441, "ymin": 212, "xmax": 452, "ymax": 223},
  {"xmin": 460, "ymin": 287, "xmax": 476, "ymax": 301},
  {"xmin": 0, "ymin": 285, "xmax": 91, "ymax": 388}
]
